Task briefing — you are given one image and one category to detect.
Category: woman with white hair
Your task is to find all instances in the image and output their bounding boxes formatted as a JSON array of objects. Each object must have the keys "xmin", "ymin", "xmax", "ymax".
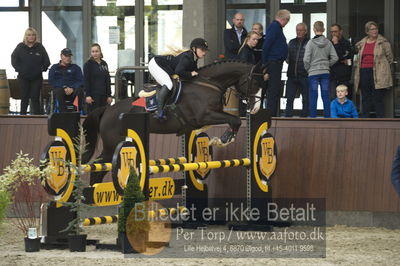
[
  {"xmin": 354, "ymin": 21, "xmax": 393, "ymax": 118},
  {"xmin": 11, "ymin": 27, "xmax": 50, "ymax": 115}
]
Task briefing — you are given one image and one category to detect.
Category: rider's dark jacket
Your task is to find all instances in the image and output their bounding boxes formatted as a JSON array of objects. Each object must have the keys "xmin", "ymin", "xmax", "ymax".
[{"xmin": 154, "ymin": 50, "xmax": 198, "ymax": 80}]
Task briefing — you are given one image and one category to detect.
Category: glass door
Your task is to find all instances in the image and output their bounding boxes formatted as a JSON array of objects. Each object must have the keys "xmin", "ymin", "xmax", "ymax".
[
  {"xmin": 280, "ymin": 0, "xmax": 327, "ymax": 116},
  {"xmin": 42, "ymin": 0, "xmax": 84, "ymax": 71},
  {"xmin": 92, "ymin": 0, "xmax": 183, "ymax": 100},
  {"xmin": 92, "ymin": 0, "xmax": 135, "ymax": 74},
  {"xmin": 336, "ymin": 0, "xmax": 386, "ymax": 115}
]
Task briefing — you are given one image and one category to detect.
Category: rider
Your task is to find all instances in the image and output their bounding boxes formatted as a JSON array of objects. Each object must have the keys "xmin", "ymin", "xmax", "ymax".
[{"xmin": 148, "ymin": 38, "xmax": 209, "ymax": 120}]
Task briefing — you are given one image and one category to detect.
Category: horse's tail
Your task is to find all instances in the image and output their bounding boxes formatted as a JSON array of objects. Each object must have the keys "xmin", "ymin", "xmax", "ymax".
[{"xmin": 82, "ymin": 106, "xmax": 107, "ymax": 163}]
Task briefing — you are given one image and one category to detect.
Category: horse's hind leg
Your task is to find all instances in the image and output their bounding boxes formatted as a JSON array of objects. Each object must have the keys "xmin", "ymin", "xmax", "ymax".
[{"xmin": 89, "ymin": 150, "xmax": 113, "ymax": 185}]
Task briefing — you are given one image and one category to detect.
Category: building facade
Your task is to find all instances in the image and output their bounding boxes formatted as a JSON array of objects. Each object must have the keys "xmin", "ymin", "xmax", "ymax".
[{"xmin": 1, "ymin": 0, "xmax": 399, "ymax": 116}]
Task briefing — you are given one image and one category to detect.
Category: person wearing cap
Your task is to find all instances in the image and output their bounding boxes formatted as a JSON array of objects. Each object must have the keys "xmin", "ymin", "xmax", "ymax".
[
  {"xmin": 48, "ymin": 48, "xmax": 84, "ymax": 112},
  {"xmin": 11, "ymin": 27, "xmax": 50, "ymax": 115},
  {"xmin": 148, "ymin": 37, "xmax": 209, "ymax": 120}
]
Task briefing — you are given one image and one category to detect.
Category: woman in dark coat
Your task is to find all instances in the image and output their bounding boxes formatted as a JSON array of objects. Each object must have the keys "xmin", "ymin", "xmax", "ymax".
[
  {"xmin": 11, "ymin": 27, "xmax": 50, "ymax": 115},
  {"xmin": 84, "ymin": 43, "xmax": 112, "ymax": 114},
  {"xmin": 237, "ymin": 31, "xmax": 260, "ymax": 116},
  {"xmin": 238, "ymin": 31, "xmax": 259, "ymax": 64},
  {"xmin": 251, "ymin": 23, "xmax": 265, "ymax": 63}
]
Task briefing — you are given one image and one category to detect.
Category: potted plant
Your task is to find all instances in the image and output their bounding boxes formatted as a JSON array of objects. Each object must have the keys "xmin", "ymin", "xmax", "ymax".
[
  {"xmin": 117, "ymin": 168, "xmax": 148, "ymax": 253},
  {"xmin": 59, "ymin": 124, "xmax": 91, "ymax": 252},
  {"xmin": 0, "ymin": 151, "xmax": 52, "ymax": 252}
]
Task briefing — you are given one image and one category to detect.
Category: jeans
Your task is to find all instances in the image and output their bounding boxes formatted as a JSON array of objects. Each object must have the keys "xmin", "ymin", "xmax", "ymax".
[
  {"xmin": 360, "ymin": 68, "xmax": 385, "ymax": 118},
  {"xmin": 285, "ymin": 77, "xmax": 309, "ymax": 117},
  {"xmin": 264, "ymin": 60, "xmax": 283, "ymax": 117},
  {"xmin": 18, "ymin": 77, "xmax": 42, "ymax": 115},
  {"xmin": 308, "ymin": 73, "xmax": 330, "ymax": 118}
]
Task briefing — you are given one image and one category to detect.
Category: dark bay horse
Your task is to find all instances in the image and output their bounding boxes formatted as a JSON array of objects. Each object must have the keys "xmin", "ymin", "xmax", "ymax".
[{"xmin": 82, "ymin": 60, "xmax": 263, "ymax": 185}]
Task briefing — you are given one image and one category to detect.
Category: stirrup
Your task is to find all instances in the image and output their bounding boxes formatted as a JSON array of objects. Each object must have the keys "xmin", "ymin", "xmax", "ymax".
[{"xmin": 153, "ymin": 110, "xmax": 167, "ymax": 121}]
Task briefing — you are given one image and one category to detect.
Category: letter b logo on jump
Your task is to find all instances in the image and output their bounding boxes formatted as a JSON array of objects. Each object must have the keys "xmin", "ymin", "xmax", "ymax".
[{"xmin": 48, "ymin": 146, "xmax": 68, "ymax": 193}]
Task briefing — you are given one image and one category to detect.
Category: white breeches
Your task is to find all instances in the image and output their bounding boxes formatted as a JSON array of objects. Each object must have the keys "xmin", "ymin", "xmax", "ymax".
[{"xmin": 148, "ymin": 58, "xmax": 173, "ymax": 90}]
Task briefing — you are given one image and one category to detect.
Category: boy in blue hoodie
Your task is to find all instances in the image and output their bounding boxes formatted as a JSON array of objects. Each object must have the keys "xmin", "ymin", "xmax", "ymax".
[{"xmin": 330, "ymin": 84, "xmax": 358, "ymax": 118}]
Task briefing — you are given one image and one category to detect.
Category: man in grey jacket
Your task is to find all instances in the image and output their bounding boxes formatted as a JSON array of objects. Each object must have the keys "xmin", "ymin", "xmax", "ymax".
[{"xmin": 303, "ymin": 21, "xmax": 338, "ymax": 118}]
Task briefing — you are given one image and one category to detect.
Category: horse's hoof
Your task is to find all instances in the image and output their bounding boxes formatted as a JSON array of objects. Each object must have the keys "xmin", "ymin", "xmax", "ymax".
[{"xmin": 220, "ymin": 130, "xmax": 234, "ymax": 144}]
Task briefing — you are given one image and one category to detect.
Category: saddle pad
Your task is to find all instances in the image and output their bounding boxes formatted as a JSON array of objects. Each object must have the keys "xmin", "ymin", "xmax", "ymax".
[{"xmin": 132, "ymin": 97, "xmax": 146, "ymax": 107}]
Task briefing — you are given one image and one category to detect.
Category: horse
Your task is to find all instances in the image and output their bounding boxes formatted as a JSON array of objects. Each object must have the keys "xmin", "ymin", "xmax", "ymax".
[{"xmin": 82, "ymin": 60, "xmax": 264, "ymax": 185}]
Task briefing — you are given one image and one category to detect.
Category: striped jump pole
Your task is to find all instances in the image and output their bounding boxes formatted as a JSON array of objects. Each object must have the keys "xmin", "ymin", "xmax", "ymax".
[
  {"xmin": 149, "ymin": 157, "xmax": 187, "ymax": 166},
  {"xmin": 149, "ymin": 158, "xmax": 251, "ymax": 174},
  {"xmin": 80, "ymin": 158, "xmax": 186, "ymax": 173},
  {"xmin": 81, "ymin": 163, "xmax": 113, "ymax": 173},
  {"xmin": 82, "ymin": 206, "xmax": 188, "ymax": 226},
  {"xmin": 83, "ymin": 215, "xmax": 118, "ymax": 226}
]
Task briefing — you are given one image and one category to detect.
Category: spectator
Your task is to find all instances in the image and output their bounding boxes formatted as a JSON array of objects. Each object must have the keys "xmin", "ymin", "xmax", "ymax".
[
  {"xmin": 391, "ymin": 146, "xmax": 400, "ymax": 197},
  {"xmin": 252, "ymin": 22, "xmax": 267, "ymax": 108},
  {"xmin": 285, "ymin": 22, "xmax": 310, "ymax": 117},
  {"xmin": 329, "ymin": 23, "xmax": 353, "ymax": 101},
  {"xmin": 224, "ymin": 12, "xmax": 247, "ymax": 59},
  {"xmin": 303, "ymin": 21, "xmax": 338, "ymax": 118},
  {"xmin": 354, "ymin": 21, "xmax": 393, "ymax": 118},
  {"xmin": 238, "ymin": 31, "xmax": 260, "ymax": 116},
  {"xmin": 262, "ymin": 9, "xmax": 291, "ymax": 117},
  {"xmin": 48, "ymin": 48, "xmax": 84, "ymax": 113},
  {"xmin": 11, "ymin": 27, "xmax": 50, "ymax": 115},
  {"xmin": 251, "ymin": 22, "xmax": 265, "ymax": 63},
  {"xmin": 84, "ymin": 43, "xmax": 112, "ymax": 114},
  {"xmin": 330, "ymin": 84, "xmax": 358, "ymax": 118},
  {"xmin": 238, "ymin": 31, "xmax": 259, "ymax": 64}
]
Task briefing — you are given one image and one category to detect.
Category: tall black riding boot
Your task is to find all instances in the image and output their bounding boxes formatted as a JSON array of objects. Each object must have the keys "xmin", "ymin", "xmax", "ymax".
[{"xmin": 154, "ymin": 85, "xmax": 170, "ymax": 120}]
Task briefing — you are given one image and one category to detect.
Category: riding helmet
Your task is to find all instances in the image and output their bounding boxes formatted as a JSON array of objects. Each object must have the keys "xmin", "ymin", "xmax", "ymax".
[{"xmin": 190, "ymin": 38, "xmax": 209, "ymax": 50}]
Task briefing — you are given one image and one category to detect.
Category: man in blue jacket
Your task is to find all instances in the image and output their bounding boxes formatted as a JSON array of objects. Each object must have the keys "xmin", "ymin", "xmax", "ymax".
[
  {"xmin": 48, "ymin": 48, "xmax": 84, "ymax": 112},
  {"xmin": 262, "ymin": 9, "xmax": 291, "ymax": 117}
]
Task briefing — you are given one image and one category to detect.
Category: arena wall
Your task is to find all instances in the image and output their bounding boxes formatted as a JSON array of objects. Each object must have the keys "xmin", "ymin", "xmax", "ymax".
[{"xmin": 1, "ymin": 116, "xmax": 399, "ymax": 213}]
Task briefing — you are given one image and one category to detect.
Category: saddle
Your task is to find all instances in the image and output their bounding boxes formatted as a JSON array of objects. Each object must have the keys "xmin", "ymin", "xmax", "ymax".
[{"xmin": 134, "ymin": 76, "xmax": 183, "ymax": 113}]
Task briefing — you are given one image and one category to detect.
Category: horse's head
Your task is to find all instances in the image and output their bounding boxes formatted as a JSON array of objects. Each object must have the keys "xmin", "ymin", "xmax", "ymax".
[
  {"xmin": 196, "ymin": 60, "xmax": 264, "ymax": 102},
  {"xmin": 235, "ymin": 62, "xmax": 264, "ymax": 99}
]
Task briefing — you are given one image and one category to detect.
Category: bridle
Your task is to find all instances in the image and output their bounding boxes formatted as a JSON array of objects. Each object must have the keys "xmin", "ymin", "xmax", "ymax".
[
  {"xmin": 237, "ymin": 64, "xmax": 264, "ymax": 106},
  {"xmin": 193, "ymin": 63, "xmax": 264, "ymax": 109}
]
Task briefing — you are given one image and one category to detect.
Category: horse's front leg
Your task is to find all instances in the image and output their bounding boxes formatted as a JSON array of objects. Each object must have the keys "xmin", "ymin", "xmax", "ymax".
[{"xmin": 200, "ymin": 111, "xmax": 241, "ymax": 146}]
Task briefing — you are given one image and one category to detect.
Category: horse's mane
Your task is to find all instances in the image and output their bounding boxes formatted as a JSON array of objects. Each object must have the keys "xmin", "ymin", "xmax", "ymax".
[
  {"xmin": 198, "ymin": 59, "xmax": 253, "ymax": 72},
  {"xmin": 196, "ymin": 60, "xmax": 255, "ymax": 80}
]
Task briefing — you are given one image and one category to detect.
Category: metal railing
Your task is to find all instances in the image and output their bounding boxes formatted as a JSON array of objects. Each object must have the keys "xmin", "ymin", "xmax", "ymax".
[{"xmin": 114, "ymin": 66, "xmax": 149, "ymax": 102}]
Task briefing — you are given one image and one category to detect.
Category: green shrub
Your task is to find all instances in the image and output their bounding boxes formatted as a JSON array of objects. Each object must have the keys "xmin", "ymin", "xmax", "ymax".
[
  {"xmin": 118, "ymin": 168, "xmax": 146, "ymax": 234},
  {"xmin": 0, "ymin": 191, "xmax": 10, "ymax": 225},
  {"xmin": 0, "ymin": 151, "xmax": 51, "ymax": 235},
  {"xmin": 60, "ymin": 124, "xmax": 91, "ymax": 236}
]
